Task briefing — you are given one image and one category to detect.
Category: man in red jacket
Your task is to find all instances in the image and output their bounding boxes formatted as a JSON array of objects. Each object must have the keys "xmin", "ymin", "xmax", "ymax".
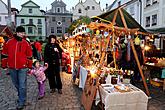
[{"xmin": 1, "ymin": 26, "xmax": 32, "ymax": 110}]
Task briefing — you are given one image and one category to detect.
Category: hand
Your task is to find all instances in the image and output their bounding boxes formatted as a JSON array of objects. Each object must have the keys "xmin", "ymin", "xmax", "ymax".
[{"xmin": 45, "ymin": 63, "xmax": 48, "ymax": 67}]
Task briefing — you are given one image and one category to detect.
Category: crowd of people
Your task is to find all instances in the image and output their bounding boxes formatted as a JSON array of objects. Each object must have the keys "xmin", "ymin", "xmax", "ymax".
[{"xmin": 1, "ymin": 26, "xmax": 63, "ymax": 110}]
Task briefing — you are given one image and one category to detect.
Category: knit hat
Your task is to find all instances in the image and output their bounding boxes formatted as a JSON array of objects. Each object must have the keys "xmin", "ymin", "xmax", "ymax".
[{"xmin": 16, "ymin": 26, "xmax": 25, "ymax": 32}]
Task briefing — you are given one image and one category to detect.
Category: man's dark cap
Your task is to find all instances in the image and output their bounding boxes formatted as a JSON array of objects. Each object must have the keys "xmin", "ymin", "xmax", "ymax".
[{"xmin": 16, "ymin": 26, "xmax": 25, "ymax": 32}]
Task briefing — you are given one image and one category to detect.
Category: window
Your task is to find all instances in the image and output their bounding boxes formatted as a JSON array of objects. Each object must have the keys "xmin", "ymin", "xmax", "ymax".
[
  {"xmin": 78, "ymin": 8, "xmax": 82, "ymax": 13},
  {"xmin": 38, "ymin": 19, "xmax": 42, "ymax": 24},
  {"xmin": 29, "ymin": 19, "xmax": 33, "ymax": 24},
  {"xmin": 21, "ymin": 19, "xmax": 24, "ymax": 24},
  {"xmin": 92, "ymin": 6, "xmax": 95, "ymax": 10},
  {"xmin": 38, "ymin": 27, "xmax": 42, "ymax": 34},
  {"xmin": 28, "ymin": 27, "xmax": 33, "ymax": 34},
  {"xmin": 5, "ymin": 16, "xmax": 8, "ymax": 20},
  {"xmin": 146, "ymin": 16, "xmax": 150, "ymax": 27},
  {"xmin": 29, "ymin": 9, "xmax": 32, "ymax": 13},
  {"xmin": 65, "ymin": 28, "xmax": 68, "ymax": 33},
  {"xmin": 152, "ymin": 0, "xmax": 158, "ymax": 4},
  {"xmin": 152, "ymin": 14, "xmax": 157, "ymax": 26},
  {"xmin": 146, "ymin": 0, "xmax": 151, "ymax": 7},
  {"xmin": 118, "ymin": 1, "xmax": 121, "ymax": 7},
  {"xmin": 51, "ymin": 27, "xmax": 54, "ymax": 33},
  {"xmin": 87, "ymin": 6, "xmax": 90, "ymax": 10},
  {"xmin": 57, "ymin": 27, "xmax": 62, "ymax": 33},
  {"xmin": 57, "ymin": 7, "xmax": 61, "ymax": 13},
  {"xmin": 62, "ymin": 17, "xmax": 65, "ymax": 22},
  {"xmin": 52, "ymin": 17, "xmax": 56, "ymax": 22}
]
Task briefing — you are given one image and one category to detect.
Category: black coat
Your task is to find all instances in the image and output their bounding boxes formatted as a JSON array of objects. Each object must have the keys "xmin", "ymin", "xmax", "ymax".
[{"xmin": 44, "ymin": 43, "xmax": 63, "ymax": 66}]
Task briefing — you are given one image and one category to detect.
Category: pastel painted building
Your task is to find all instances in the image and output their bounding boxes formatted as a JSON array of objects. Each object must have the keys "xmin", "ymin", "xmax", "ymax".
[
  {"xmin": 72, "ymin": 0, "xmax": 103, "ymax": 20},
  {"xmin": 16, "ymin": 0, "xmax": 46, "ymax": 40},
  {"xmin": 46, "ymin": 0, "xmax": 73, "ymax": 38}
]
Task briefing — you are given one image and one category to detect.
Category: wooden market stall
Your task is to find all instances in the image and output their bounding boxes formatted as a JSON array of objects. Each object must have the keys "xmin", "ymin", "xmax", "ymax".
[{"xmin": 78, "ymin": 7, "xmax": 151, "ymax": 110}]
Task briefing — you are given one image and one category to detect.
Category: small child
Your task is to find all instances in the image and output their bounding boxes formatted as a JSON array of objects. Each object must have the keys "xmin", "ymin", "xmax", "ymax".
[{"xmin": 29, "ymin": 60, "xmax": 48, "ymax": 100}]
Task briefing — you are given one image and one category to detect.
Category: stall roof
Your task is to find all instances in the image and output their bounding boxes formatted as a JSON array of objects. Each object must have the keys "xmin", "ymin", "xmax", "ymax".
[
  {"xmin": 147, "ymin": 27, "xmax": 165, "ymax": 34},
  {"xmin": 0, "ymin": 25, "xmax": 13, "ymax": 38},
  {"xmin": 95, "ymin": 7, "xmax": 147, "ymax": 33}
]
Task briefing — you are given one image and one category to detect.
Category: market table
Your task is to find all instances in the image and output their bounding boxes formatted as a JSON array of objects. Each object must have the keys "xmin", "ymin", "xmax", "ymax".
[
  {"xmin": 144, "ymin": 63, "xmax": 165, "ymax": 91},
  {"xmin": 95, "ymin": 84, "xmax": 148, "ymax": 110}
]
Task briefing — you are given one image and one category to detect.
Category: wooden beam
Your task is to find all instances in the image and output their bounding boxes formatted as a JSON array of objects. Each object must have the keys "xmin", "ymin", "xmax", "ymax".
[
  {"xmin": 130, "ymin": 40, "xmax": 150, "ymax": 96},
  {"xmin": 112, "ymin": 9, "xmax": 119, "ymax": 25},
  {"xmin": 119, "ymin": 8, "xmax": 128, "ymax": 29}
]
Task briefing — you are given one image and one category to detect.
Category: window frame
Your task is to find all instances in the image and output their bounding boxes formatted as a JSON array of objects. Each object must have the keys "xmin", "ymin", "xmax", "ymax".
[
  {"xmin": 146, "ymin": 16, "xmax": 150, "ymax": 27},
  {"xmin": 29, "ymin": 8, "xmax": 32, "ymax": 13},
  {"xmin": 57, "ymin": 27, "xmax": 62, "ymax": 34},
  {"xmin": 51, "ymin": 27, "xmax": 54, "ymax": 33},
  {"xmin": 28, "ymin": 27, "xmax": 33, "ymax": 34},
  {"xmin": 37, "ymin": 19, "xmax": 42, "ymax": 24},
  {"xmin": 56, "ymin": 7, "xmax": 61, "ymax": 13},
  {"xmin": 92, "ymin": 6, "xmax": 95, "ymax": 10},
  {"xmin": 38, "ymin": 27, "xmax": 42, "ymax": 34},
  {"xmin": 146, "ymin": 0, "xmax": 151, "ymax": 7},
  {"xmin": 78, "ymin": 8, "xmax": 82, "ymax": 13},
  {"xmin": 152, "ymin": 14, "xmax": 157, "ymax": 26},
  {"xmin": 52, "ymin": 17, "xmax": 56, "ymax": 22},
  {"xmin": 29, "ymin": 19, "xmax": 33, "ymax": 24}
]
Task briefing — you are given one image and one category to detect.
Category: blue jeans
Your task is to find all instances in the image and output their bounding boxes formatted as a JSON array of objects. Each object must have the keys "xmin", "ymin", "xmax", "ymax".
[{"xmin": 9, "ymin": 68, "xmax": 28, "ymax": 106}]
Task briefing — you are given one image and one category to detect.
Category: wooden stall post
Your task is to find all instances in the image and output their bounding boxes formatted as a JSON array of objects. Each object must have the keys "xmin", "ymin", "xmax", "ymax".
[{"xmin": 130, "ymin": 40, "xmax": 150, "ymax": 96}]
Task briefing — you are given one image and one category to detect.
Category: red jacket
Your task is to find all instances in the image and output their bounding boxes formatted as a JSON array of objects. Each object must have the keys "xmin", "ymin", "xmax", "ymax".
[
  {"xmin": 34, "ymin": 41, "xmax": 42, "ymax": 52},
  {"xmin": 1, "ymin": 37, "xmax": 32, "ymax": 69}
]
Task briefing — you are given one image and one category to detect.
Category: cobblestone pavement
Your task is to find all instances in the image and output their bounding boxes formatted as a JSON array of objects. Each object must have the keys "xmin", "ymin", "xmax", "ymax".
[
  {"xmin": 0, "ymin": 68, "xmax": 165, "ymax": 110},
  {"xmin": 0, "ymin": 69, "xmax": 83, "ymax": 110}
]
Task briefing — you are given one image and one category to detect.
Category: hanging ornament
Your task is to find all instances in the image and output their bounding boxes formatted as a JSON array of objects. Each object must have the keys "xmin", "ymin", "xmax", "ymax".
[
  {"xmin": 124, "ymin": 35, "xmax": 128, "ymax": 44},
  {"xmin": 135, "ymin": 36, "xmax": 140, "ymax": 45},
  {"xmin": 127, "ymin": 39, "xmax": 131, "ymax": 61},
  {"xmin": 96, "ymin": 30, "xmax": 100, "ymax": 35},
  {"xmin": 128, "ymin": 34, "xmax": 131, "ymax": 39},
  {"xmin": 86, "ymin": 28, "xmax": 90, "ymax": 33},
  {"xmin": 104, "ymin": 31, "xmax": 109, "ymax": 37}
]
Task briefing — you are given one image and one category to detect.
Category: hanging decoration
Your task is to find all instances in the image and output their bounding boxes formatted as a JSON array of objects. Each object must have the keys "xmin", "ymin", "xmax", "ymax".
[
  {"xmin": 126, "ymin": 35, "xmax": 131, "ymax": 62},
  {"xmin": 104, "ymin": 31, "xmax": 109, "ymax": 37},
  {"xmin": 124, "ymin": 35, "xmax": 128, "ymax": 44},
  {"xmin": 86, "ymin": 28, "xmax": 90, "ymax": 33},
  {"xmin": 135, "ymin": 36, "xmax": 140, "ymax": 45},
  {"xmin": 96, "ymin": 30, "xmax": 100, "ymax": 35}
]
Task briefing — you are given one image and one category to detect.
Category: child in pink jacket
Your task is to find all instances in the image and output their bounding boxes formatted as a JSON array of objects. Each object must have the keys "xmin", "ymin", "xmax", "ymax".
[{"xmin": 29, "ymin": 60, "xmax": 48, "ymax": 100}]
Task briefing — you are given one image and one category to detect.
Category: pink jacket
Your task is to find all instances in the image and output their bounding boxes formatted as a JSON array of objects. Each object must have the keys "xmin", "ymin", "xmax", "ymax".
[{"xmin": 30, "ymin": 66, "xmax": 47, "ymax": 83}]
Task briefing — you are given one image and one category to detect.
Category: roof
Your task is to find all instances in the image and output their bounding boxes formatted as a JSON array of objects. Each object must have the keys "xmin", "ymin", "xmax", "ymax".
[
  {"xmin": 0, "ymin": 25, "xmax": 13, "ymax": 38},
  {"xmin": 106, "ymin": 0, "xmax": 117, "ymax": 11},
  {"xmin": 21, "ymin": 0, "xmax": 40, "ymax": 8},
  {"xmin": 96, "ymin": 7, "xmax": 147, "ymax": 32},
  {"xmin": 147, "ymin": 27, "xmax": 165, "ymax": 34},
  {"xmin": 51, "ymin": 0, "xmax": 66, "ymax": 7}
]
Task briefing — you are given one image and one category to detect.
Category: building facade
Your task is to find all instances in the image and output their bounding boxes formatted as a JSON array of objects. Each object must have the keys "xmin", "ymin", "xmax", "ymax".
[
  {"xmin": 142, "ymin": 0, "xmax": 165, "ymax": 50},
  {"xmin": 46, "ymin": 0, "xmax": 72, "ymax": 38},
  {"xmin": 107, "ymin": 0, "xmax": 142, "ymax": 25},
  {"xmin": 72, "ymin": 0, "xmax": 103, "ymax": 20},
  {"xmin": 16, "ymin": 0, "xmax": 46, "ymax": 40},
  {"xmin": 0, "ymin": 0, "xmax": 8, "ymax": 25},
  {"xmin": 0, "ymin": 0, "xmax": 16, "ymax": 27}
]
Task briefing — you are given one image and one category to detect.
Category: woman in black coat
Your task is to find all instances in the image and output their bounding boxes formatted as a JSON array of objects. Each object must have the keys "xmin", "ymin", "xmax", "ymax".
[{"xmin": 44, "ymin": 35, "xmax": 63, "ymax": 94}]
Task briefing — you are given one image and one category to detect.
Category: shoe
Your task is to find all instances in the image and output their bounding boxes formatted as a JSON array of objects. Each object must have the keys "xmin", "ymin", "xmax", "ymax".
[
  {"xmin": 58, "ymin": 89, "xmax": 62, "ymax": 94},
  {"xmin": 16, "ymin": 105, "xmax": 24, "ymax": 110},
  {"xmin": 38, "ymin": 96, "xmax": 44, "ymax": 100},
  {"xmin": 50, "ymin": 89, "xmax": 56, "ymax": 93}
]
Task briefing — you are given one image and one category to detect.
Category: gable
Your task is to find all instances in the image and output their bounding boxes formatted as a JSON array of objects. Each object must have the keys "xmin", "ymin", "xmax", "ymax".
[{"xmin": 22, "ymin": 0, "xmax": 40, "ymax": 8}]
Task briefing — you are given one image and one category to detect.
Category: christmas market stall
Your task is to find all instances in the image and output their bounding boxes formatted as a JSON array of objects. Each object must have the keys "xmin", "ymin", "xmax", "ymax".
[{"xmin": 72, "ymin": 7, "xmax": 151, "ymax": 110}]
